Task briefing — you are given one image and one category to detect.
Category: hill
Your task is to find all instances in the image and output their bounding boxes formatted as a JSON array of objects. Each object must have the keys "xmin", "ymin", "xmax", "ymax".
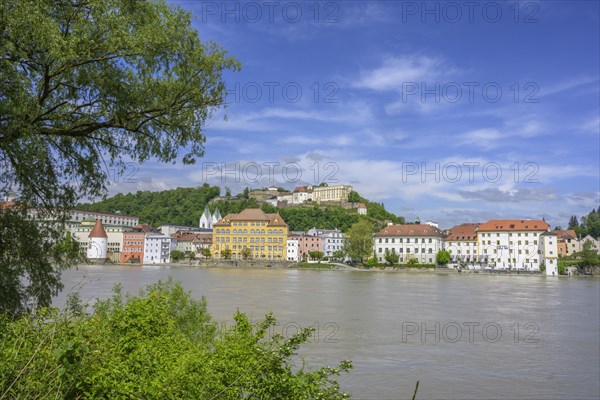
[{"xmin": 77, "ymin": 186, "xmax": 404, "ymax": 232}]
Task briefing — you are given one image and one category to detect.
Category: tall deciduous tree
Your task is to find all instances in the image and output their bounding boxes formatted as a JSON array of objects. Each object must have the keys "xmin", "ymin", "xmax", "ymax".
[
  {"xmin": 0, "ymin": 0, "xmax": 239, "ymax": 315},
  {"xmin": 346, "ymin": 220, "xmax": 374, "ymax": 262}
]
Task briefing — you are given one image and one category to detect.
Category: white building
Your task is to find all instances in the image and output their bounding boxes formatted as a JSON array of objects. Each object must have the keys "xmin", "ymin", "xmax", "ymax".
[
  {"xmin": 475, "ymin": 219, "xmax": 555, "ymax": 271},
  {"xmin": 307, "ymin": 228, "xmax": 345, "ymax": 257},
  {"xmin": 286, "ymin": 237, "xmax": 299, "ymax": 261},
  {"xmin": 540, "ymin": 231, "xmax": 559, "ymax": 275},
  {"xmin": 143, "ymin": 234, "xmax": 177, "ymax": 264},
  {"xmin": 69, "ymin": 210, "xmax": 138, "ymax": 227},
  {"xmin": 374, "ymin": 224, "xmax": 445, "ymax": 264},
  {"xmin": 357, "ymin": 203, "xmax": 367, "ymax": 215},
  {"xmin": 444, "ymin": 223, "xmax": 479, "ymax": 266},
  {"xmin": 87, "ymin": 219, "xmax": 108, "ymax": 260},
  {"xmin": 292, "ymin": 186, "xmax": 313, "ymax": 204}
]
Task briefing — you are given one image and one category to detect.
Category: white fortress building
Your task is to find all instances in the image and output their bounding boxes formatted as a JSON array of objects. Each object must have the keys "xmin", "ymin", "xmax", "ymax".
[{"xmin": 87, "ymin": 219, "xmax": 108, "ymax": 260}]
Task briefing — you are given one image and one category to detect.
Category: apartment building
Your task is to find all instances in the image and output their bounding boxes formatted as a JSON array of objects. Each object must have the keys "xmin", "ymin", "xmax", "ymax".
[
  {"xmin": 212, "ymin": 208, "xmax": 288, "ymax": 260},
  {"xmin": 475, "ymin": 219, "xmax": 554, "ymax": 271},
  {"xmin": 120, "ymin": 232, "xmax": 145, "ymax": 264},
  {"xmin": 374, "ymin": 224, "xmax": 445, "ymax": 264},
  {"xmin": 286, "ymin": 237, "xmax": 299, "ymax": 261},
  {"xmin": 143, "ymin": 233, "xmax": 176, "ymax": 264},
  {"xmin": 307, "ymin": 228, "xmax": 345, "ymax": 257}
]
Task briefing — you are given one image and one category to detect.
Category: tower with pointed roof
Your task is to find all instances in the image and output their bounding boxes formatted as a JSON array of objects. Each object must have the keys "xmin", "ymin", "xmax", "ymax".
[
  {"xmin": 212, "ymin": 208, "xmax": 222, "ymax": 226},
  {"xmin": 87, "ymin": 219, "xmax": 108, "ymax": 260},
  {"xmin": 199, "ymin": 205, "xmax": 222, "ymax": 229},
  {"xmin": 199, "ymin": 205, "xmax": 212, "ymax": 229}
]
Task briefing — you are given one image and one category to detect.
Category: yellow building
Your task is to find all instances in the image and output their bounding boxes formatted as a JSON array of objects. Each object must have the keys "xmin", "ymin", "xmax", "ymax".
[{"xmin": 212, "ymin": 208, "xmax": 288, "ymax": 260}]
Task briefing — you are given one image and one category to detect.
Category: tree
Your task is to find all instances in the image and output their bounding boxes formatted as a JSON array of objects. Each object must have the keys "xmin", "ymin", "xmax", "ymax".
[
  {"xmin": 407, "ymin": 257, "xmax": 419, "ymax": 265},
  {"xmin": 384, "ymin": 251, "xmax": 399, "ymax": 265},
  {"xmin": 308, "ymin": 251, "xmax": 324, "ymax": 262},
  {"xmin": 346, "ymin": 220, "xmax": 374, "ymax": 262},
  {"xmin": 332, "ymin": 249, "xmax": 346, "ymax": 261},
  {"xmin": 220, "ymin": 249, "xmax": 232, "ymax": 259},
  {"xmin": 200, "ymin": 248, "xmax": 212, "ymax": 259},
  {"xmin": 0, "ymin": 0, "xmax": 239, "ymax": 315},
  {"xmin": 579, "ymin": 240, "xmax": 600, "ymax": 267},
  {"xmin": 241, "ymin": 247, "xmax": 252, "ymax": 260},
  {"xmin": 436, "ymin": 250, "xmax": 451, "ymax": 265},
  {"xmin": 568, "ymin": 215, "xmax": 580, "ymax": 229},
  {"xmin": 171, "ymin": 250, "xmax": 185, "ymax": 262}
]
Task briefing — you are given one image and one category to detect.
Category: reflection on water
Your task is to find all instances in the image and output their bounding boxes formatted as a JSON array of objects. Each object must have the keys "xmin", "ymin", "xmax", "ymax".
[{"xmin": 55, "ymin": 266, "xmax": 600, "ymax": 400}]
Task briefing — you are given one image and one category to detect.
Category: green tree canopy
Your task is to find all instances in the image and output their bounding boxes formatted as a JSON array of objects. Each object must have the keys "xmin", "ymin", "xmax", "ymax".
[
  {"xmin": 346, "ymin": 220, "xmax": 375, "ymax": 262},
  {"xmin": 384, "ymin": 251, "xmax": 399, "ymax": 265},
  {"xmin": 436, "ymin": 250, "xmax": 451, "ymax": 265},
  {"xmin": 0, "ymin": 0, "xmax": 238, "ymax": 315}
]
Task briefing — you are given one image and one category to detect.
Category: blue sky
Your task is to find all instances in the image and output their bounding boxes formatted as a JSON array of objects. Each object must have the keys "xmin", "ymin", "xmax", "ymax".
[{"xmin": 110, "ymin": 0, "xmax": 599, "ymax": 229}]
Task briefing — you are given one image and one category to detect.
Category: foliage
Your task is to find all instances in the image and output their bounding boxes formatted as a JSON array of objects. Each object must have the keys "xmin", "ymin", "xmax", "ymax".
[
  {"xmin": 407, "ymin": 258, "xmax": 419, "ymax": 265},
  {"xmin": 346, "ymin": 220, "xmax": 375, "ymax": 262},
  {"xmin": 279, "ymin": 205, "xmax": 361, "ymax": 232},
  {"xmin": 0, "ymin": 206, "xmax": 79, "ymax": 317},
  {"xmin": 79, "ymin": 189, "xmax": 404, "ymax": 233},
  {"xmin": 171, "ymin": 250, "xmax": 185, "ymax": 262},
  {"xmin": 347, "ymin": 192, "xmax": 404, "ymax": 225},
  {"xmin": 0, "ymin": 0, "xmax": 238, "ymax": 315},
  {"xmin": 435, "ymin": 250, "xmax": 451, "ymax": 265},
  {"xmin": 79, "ymin": 184, "xmax": 222, "ymax": 227},
  {"xmin": 397, "ymin": 263, "xmax": 435, "ymax": 269},
  {"xmin": 200, "ymin": 248, "xmax": 212, "ymax": 259},
  {"xmin": 308, "ymin": 251, "xmax": 324, "ymax": 261},
  {"xmin": 568, "ymin": 209, "xmax": 600, "ymax": 239},
  {"xmin": 220, "ymin": 248, "xmax": 232, "ymax": 259},
  {"xmin": 332, "ymin": 250, "xmax": 346, "ymax": 261},
  {"xmin": 384, "ymin": 251, "xmax": 399, "ymax": 265},
  {"xmin": 241, "ymin": 247, "xmax": 252, "ymax": 260},
  {"xmin": 0, "ymin": 279, "xmax": 352, "ymax": 399},
  {"xmin": 363, "ymin": 258, "xmax": 379, "ymax": 268},
  {"xmin": 187, "ymin": 251, "xmax": 196, "ymax": 260},
  {"xmin": 578, "ymin": 240, "xmax": 600, "ymax": 267},
  {"xmin": 295, "ymin": 263, "xmax": 334, "ymax": 269}
]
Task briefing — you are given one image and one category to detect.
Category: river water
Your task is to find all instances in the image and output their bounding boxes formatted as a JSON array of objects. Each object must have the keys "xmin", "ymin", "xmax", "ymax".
[{"xmin": 54, "ymin": 265, "xmax": 600, "ymax": 400}]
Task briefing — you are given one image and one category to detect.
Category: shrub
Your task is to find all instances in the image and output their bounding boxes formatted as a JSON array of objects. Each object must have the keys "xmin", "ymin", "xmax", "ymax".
[{"xmin": 0, "ymin": 279, "xmax": 352, "ymax": 399}]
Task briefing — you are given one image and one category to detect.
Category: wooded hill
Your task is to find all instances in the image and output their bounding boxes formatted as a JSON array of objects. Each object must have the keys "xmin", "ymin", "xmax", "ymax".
[{"xmin": 77, "ymin": 184, "xmax": 405, "ymax": 232}]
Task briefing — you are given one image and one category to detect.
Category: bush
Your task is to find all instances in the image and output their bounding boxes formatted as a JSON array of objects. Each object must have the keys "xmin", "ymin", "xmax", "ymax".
[
  {"xmin": 0, "ymin": 279, "xmax": 352, "ymax": 399},
  {"xmin": 397, "ymin": 264, "xmax": 436, "ymax": 269}
]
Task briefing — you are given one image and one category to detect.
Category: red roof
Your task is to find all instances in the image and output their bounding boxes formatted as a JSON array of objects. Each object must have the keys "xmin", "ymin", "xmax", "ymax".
[
  {"xmin": 477, "ymin": 220, "xmax": 549, "ymax": 232},
  {"xmin": 358, "ymin": 203, "xmax": 367, "ymax": 209},
  {"xmin": 446, "ymin": 223, "xmax": 479, "ymax": 241},
  {"xmin": 214, "ymin": 208, "xmax": 288, "ymax": 227},
  {"xmin": 552, "ymin": 229, "xmax": 578, "ymax": 240},
  {"xmin": 374, "ymin": 224, "xmax": 444, "ymax": 237},
  {"xmin": 88, "ymin": 219, "xmax": 108, "ymax": 238}
]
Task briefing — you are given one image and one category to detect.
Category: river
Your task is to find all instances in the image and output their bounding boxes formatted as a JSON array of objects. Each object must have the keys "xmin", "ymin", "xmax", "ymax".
[{"xmin": 54, "ymin": 265, "xmax": 600, "ymax": 400}]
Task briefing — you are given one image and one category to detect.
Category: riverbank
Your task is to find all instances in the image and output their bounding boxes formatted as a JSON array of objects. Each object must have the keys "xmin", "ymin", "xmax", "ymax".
[{"xmin": 94, "ymin": 260, "xmax": 600, "ymax": 277}]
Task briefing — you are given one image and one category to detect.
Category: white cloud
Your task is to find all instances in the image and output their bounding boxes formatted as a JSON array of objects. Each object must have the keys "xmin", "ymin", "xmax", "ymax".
[{"xmin": 354, "ymin": 55, "xmax": 453, "ymax": 91}]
